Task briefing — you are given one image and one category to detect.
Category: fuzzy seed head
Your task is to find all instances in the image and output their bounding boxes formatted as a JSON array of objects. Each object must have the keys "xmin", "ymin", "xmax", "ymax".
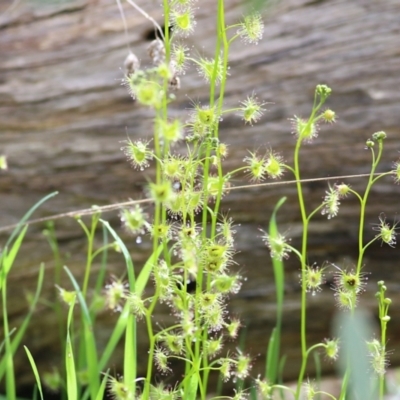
[
  {"xmin": 149, "ymin": 181, "xmax": 173, "ymax": 203},
  {"xmin": 335, "ymin": 288, "xmax": 357, "ymax": 310},
  {"xmin": 149, "ymin": 382, "xmax": 179, "ymax": 400},
  {"xmin": 226, "ymin": 318, "xmax": 241, "ymax": 339},
  {"xmin": 304, "ymin": 264, "xmax": 325, "ymax": 295},
  {"xmin": 244, "ymin": 152, "xmax": 266, "ymax": 182},
  {"xmin": 262, "ymin": 231, "xmax": 291, "ymax": 261},
  {"xmin": 217, "ymin": 142, "xmax": 229, "ymax": 158},
  {"xmin": 104, "ymin": 278, "xmax": 127, "ymax": 312},
  {"xmin": 211, "ymin": 274, "xmax": 241, "ymax": 295},
  {"xmin": 153, "ymin": 260, "xmax": 174, "ymax": 301},
  {"xmin": 120, "ymin": 205, "xmax": 148, "ymax": 235},
  {"xmin": 336, "ymin": 269, "xmax": 365, "ymax": 293},
  {"xmin": 335, "ymin": 183, "xmax": 350, "ymax": 197},
  {"xmin": 219, "ymin": 358, "xmax": 232, "ymax": 382},
  {"xmin": 55, "ymin": 285, "xmax": 76, "ymax": 306},
  {"xmin": 255, "ymin": 377, "xmax": 272, "ymax": 399},
  {"xmin": 291, "ymin": 116, "xmax": 318, "ymax": 142},
  {"xmin": 171, "ymin": 43, "xmax": 189, "ymax": 74},
  {"xmin": 154, "ymin": 347, "xmax": 171, "ymax": 374},
  {"xmin": 161, "ymin": 332, "xmax": 184, "ymax": 354},
  {"xmin": 204, "ymin": 302, "xmax": 225, "ymax": 331},
  {"xmin": 149, "ymin": 223, "xmax": 173, "ymax": 241},
  {"xmin": 206, "ymin": 175, "xmax": 226, "ymax": 198},
  {"xmin": 392, "ymin": 160, "xmax": 400, "ymax": 184},
  {"xmin": 158, "ymin": 119, "xmax": 184, "ymax": 143},
  {"xmin": 107, "ymin": 376, "xmax": 131, "ymax": 400},
  {"xmin": 321, "ymin": 185, "xmax": 340, "ymax": 219},
  {"xmin": 324, "ymin": 338, "xmax": 340, "ymax": 361},
  {"xmin": 157, "ymin": 62, "xmax": 173, "ymax": 80},
  {"xmin": 216, "ymin": 216, "xmax": 236, "ymax": 246},
  {"xmin": 126, "ymin": 292, "xmax": 146, "ymax": 319},
  {"xmin": 171, "ymin": 7, "xmax": 196, "ymax": 37},
  {"xmin": 135, "ymin": 80, "xmax": 163, "ymax": 108},
  {"xmin": 367, "ymin": 339, "xmax": 388, "ymax": 376},
  {"xmin": 322, "ymin": 109, "xmax": 336, "ymax": 123},
  {"xmin": 162, "ymin": 155, "xmax": 184, "ymax": 180},
  {"xmin": 373, "ymin": 214, "xmax": 397, "ymax": 247},
  {"xmin": 205, "ymin": 336, "xmax": 223, "ymax": 357},
  {"xmin": 235, "ymin": 351, "xmax": 252, "ymax": 379},
  {"xmin": 264, "ymin": 151, "xmax": 285, "ymax": 179},
  {"xmin": 240, "ymin": 95, "xmax": 266, "ymax": 125},
  {"xmin": 237, "ymin": 12, "xmax": 264, "ymax": 44},
  {"xmin": 304, "ymin": 380, "xmax": 317, "ymax": 400},
  {"xmin": 197, "ymin": 56, "xmax": 224, "ymax": 85},
  {"xmin": 121, "ymin": 138, "xmax": 153, "ymax": 170}
]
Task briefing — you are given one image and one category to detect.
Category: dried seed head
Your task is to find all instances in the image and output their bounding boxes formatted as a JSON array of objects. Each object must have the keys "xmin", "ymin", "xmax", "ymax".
[
  {"xmin": 124, "ymin": 52, "xmax": 140, "ymax": 76},
  {"xmin": 148, "ymin": 39, "xmax": 165, "ymax": 65}
]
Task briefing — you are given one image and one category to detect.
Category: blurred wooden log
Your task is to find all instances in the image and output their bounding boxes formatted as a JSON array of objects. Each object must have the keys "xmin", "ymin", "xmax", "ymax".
[{"xmin": 1, "ymin": 0, "xmax": 400, "ymax": 395}]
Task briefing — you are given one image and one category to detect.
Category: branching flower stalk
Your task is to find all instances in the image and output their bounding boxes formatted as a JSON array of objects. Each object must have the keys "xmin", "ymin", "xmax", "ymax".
[{"xmin": 292, "ymin": 85, "xmax": 333, "ymax": 399}]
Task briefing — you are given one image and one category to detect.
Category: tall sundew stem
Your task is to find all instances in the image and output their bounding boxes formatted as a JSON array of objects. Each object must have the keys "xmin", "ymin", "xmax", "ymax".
[
  {"xmin": 211, "ymin": 0, "xmax": 230, "ymax": 238},
  {"xmin": 356, "ymin": 141, "xmax": 383, "ymax": 276},
  {"xmin": 293, "ymin": 137, "xmax": 309, "ymax": 400},
  {"xmin": 143, "ymin": 201, "xmax": 162, "ymax": 399},
  {"xmin": 196, "ymin": 0, "xmax": 228, "ymax": 395}
]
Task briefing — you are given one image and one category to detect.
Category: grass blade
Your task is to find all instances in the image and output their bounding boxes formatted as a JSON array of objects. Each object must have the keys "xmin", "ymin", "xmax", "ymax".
[
  {"xmin": 0, "ymin": 264, "xmax": 45, "ymax": 380},
  {"xmin": 64, "ymin": 266, "xmax": 99, "ymax": 399},
  {"xmin": 65, "ymin": 299, "xmax": 77, "ymax": 400},
  {"xmin": 123, "ymin": 313, "xmax": 136, "ymax": 395},
  {"xmin": 4, "ymin": 192, "xmax": 58, "ymax": 249},
  {"xmin": 265, "ymin": 197, "xmax": 286, "ymax": 384},
  {"xmin": 95, "ymin": 370, "xmax": 110, "ymax": 400},
  {"xmin": 24, "ymin": 346, "xmax": 44, "ymax": 400}
]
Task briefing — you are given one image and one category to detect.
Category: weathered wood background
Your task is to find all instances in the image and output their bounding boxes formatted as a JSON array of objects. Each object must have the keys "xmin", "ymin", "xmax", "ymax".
[{"xmin": 1, "ymin": 0, "xmax": 400, "ymax": 396}]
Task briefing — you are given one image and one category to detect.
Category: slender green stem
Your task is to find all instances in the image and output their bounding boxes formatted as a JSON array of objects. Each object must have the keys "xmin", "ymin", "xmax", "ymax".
[
  {"xmin": 356, "ymin": 142, "xmax": 383, "ymax": 275},
  {"xmin": 293, "ymin": 135, "xmax": 309, "ymax": 400}
]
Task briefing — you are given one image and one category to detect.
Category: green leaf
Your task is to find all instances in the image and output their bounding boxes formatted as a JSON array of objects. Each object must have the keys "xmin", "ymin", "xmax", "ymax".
[
  {"xmin": 95, "ymin": 370, "xmax": 109, "ymax": 400},
  {"xmin": 64, "ymin": 266, "xmax": 99, "ymax": 399},
  {"xmin": 265, "ymin": 197, "xmax": 286, "ymax": 384},
  {"xmin": 100, "ymin": 219, "xmax": 162, "ymax": 296},
  {"xmin": 4, "ymin": 192, "xmax": 58, "ymax": 249},
  {"xmin": 1, "ymin": 225, "xmax": 28, "ymax": 287},
  {"xmin": 123, "ymin": 313, "xmax": 136, "ymax": 395},
  {"xmin": 0, "ymin": 264, "xmax": 45, "ymax": 380},
  {"xmin": 135, "ymin": 244, "xmax": 162, "ymax": 297},
  {"xmin": 65, "ymin": 300, "xmax": 77, "ymax": 400},
  {"xmin": 24, "ymin": 346, "xmax": 44, "ymax": 400}
]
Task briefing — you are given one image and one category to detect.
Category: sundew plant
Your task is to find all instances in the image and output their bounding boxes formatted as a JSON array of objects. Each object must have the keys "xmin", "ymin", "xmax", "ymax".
[{"xmin": 2, "ymin": 1, "xmax": 400, "ymax": 400}]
